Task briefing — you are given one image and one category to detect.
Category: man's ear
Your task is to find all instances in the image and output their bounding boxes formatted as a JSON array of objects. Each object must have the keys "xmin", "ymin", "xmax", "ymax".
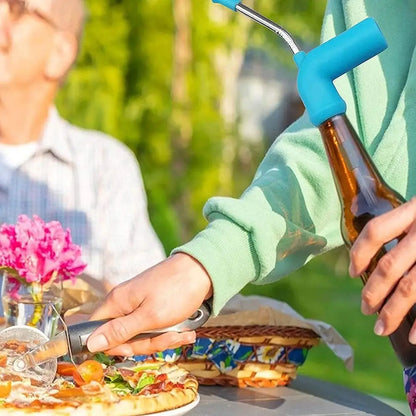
[{"xmin": 44, "ymin": 31, "xmax": 78, "ymax": 81}]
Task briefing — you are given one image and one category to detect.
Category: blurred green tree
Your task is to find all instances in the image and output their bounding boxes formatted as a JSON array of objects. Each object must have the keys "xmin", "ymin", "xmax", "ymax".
[{"xmin": 56, "ymin": 0, "xmax": 326, "ymax": 252}]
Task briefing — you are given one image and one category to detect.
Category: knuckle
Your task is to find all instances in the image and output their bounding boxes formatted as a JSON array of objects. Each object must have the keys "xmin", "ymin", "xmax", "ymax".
[
  {"xmin": 107, "ymin": 286, "xmax": 121, "ymax": 304},
  {"xmin": 148, "ymin": 308, "xmax": 167, "ymax": 328},
  {"xmin": 364, "ymin": 219, "xmax": 382, "ymax": 242},
  {"xmin": 107, "ymin": 319, "xmax": 130, "ymax": 343},
  {"xmin": 376, "ymin": 254, "xmax": 395, "ymax": 277},
  {"xmin": 108, "ymin": 285, "xmax": 135, "ymax": 316},
  {"xmin": 362, "ymin": 289, "xmax": 376, "ymax": 308},
  {"xmin": 397, "ymin": 277, "xmax": 416, "ymax": 299},
  {"xmin": 349, "ymin": 246, "xmax": 359, "ymax": 265}
]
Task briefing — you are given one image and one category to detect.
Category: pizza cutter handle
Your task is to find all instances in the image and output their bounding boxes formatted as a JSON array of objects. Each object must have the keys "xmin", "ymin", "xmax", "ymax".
[{"xmin": 68, "ymin": 299, "xmax": 212, "ymax": 355}]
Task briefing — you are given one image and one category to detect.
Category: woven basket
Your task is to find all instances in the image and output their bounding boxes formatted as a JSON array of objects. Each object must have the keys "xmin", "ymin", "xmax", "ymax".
[{"xmin": 135, "ymin": 325, "xmax": 320, "ymax": 388}]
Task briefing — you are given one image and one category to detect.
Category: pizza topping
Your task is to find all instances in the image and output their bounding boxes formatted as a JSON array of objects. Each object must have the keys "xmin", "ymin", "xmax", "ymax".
[
  {"xmin": 51, "ymin": 377, "xmax": 75, "ymax": 390},
  {"xmin": 155, "ymin": 373, "xmax": 168, "ymax": 382},
  {"xmin": 0, "ymin": 354, "xmax": 7, "ymax": 368},
  {"xmin": 0, "ymin": 350, "xmax": 198, "ymax": 413},
  {"xmin": 0, "ymin": 382, "xmax": 11, "ymax": 398},
  {"xmin": 75, "ymin": 360, "xmax": 104, "ymax": 385},
  {"xmin": 140, "ymin": 378, "xmax": 185, "ymax": 396},
  {"xmin": 93, "ymin": 352, "xmax": 116, "ymax": 366},
  {"xmin": 118, "ymin": 368, "xmax": 136, "ymax": 379},
  {"xmin": 160, "ymin": 364, "xmax": 189, "ymax": 380},
  {"xmin": 133, "ymin": 362, "xmax": 162, "ymax": 372},
  {"xmin": 4, "ymin": 381, "xmax": 59, "ymax": 406},
  {"xmin": 52, "ymin": 386, "xmax": 85, "ymax": 398},
  {"xmin": 81, "ymin": 381, "xmax": 105, "ymax": 395},
  {"xmin": 104, "ymin": 371, "xmax": 136, "ymax": 395},
  {"xmin": 0, "ymin": 373, "xmax": 23, "ymax": 383},
  {"xmin": 104, "ymin": 366, "xmax": 159, "ymax": 396},
  {"xmin": 56, "ymin": 360, "xmax": 104, "ymax": 386},
  {"xmin": 1, "ymin": 340, "xmax": 29, "ymax": 355},
  {"xmin": 56, "ymin": 362, "xmax": 77, "ymax": 377},
  {"xmin": 101, "ymin": 363, "xmax": 191, "ymax": 398},
  {"xmin": 134, "ymin": 373, "xmax": 157, "ymax": 393}
]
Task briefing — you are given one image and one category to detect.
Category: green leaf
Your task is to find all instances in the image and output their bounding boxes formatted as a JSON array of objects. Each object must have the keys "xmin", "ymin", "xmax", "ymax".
[
  {"xmin": 133, "ymin": 363, "xmax": 160, "ymax": 372},
  {"xmin": 104, "ymin": 373, "xmax": 125, "ymax": 384},
  {"xmin": 93, "ymin": 352, "xmax": 115, "ymax": 366},
  {"xmin": 104, "ymin": 373, "xmax": 133, "ymax": 395},
  {"xmin": 132, "ymin": 373, "xmax": 156, "ymax": 394},
  {"xmin": 105, "ymin": 381, "xmax": 132, "ymax": 396}
]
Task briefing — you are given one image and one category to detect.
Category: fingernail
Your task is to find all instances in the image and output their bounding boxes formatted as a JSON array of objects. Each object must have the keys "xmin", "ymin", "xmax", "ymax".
[
  {"xmin": 374, "ymin": 319, "xmax": 385, "ymax": 336},
  {"xmin": 87, "ymin": 334, "xmax": 109, "ymax": 352},
  {"xmin": 361, "ymin": 301, "xmax": 372, "ymax": 315},
  {"xmin": 348, "ymin": 264, "xmax": 356, "ymax": 277},
  {"xmin": 409, "ymin": 330, "xmax": 416, "ymax": 345}
]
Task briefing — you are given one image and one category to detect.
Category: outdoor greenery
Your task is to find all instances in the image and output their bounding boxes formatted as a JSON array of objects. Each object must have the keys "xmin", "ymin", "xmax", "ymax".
[
  {"xmin": 57, "ymin": 0, "xmax": 325, "ymax": 249},
  {"xmin": 56, "ymin": 0, "xmax": 407, "ymax": 408}
]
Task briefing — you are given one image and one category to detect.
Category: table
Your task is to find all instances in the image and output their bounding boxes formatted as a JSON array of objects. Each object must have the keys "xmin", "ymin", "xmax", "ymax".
[{"xmin": 189, "ymin": 375, "xmax": 405, "ymax": 415}]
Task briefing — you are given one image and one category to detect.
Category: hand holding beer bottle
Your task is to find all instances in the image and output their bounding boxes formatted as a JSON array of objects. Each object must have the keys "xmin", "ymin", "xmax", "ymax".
[
  {"xmin": 212, "ymin": 1, "xmax": 416, "ymax": 367},
  {"xmin": 349, "ymin": 198, "xmax": 416, "ymax": 344},
  {"xmin": 294, "ymin": 19, "xmax": 416, "ymax": 366},
  {"xmin": 318, "ymin": 115, "xmax": 416, "ymax": 367}
]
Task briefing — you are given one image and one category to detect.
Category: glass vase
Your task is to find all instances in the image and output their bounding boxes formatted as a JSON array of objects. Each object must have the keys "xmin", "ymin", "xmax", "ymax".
[{"xmin": 1, "ymin": 271, "xmax": 63, "ymax": 339}]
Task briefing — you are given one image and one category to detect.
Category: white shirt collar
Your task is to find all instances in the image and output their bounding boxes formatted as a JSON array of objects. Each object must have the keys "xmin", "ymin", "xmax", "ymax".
[{"xmin": 38, "ymin": 107, "xmax": 73, "ymax": 164}]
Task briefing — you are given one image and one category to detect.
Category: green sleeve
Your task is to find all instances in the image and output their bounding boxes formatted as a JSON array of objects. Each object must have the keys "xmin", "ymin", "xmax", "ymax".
[
  {"xmin": 173, "ymin": 116, "xmax": 341, "ymax": 313},
  {"xmin": 172, "ymin": 0, "xmax": 416, "ymax": 314}
]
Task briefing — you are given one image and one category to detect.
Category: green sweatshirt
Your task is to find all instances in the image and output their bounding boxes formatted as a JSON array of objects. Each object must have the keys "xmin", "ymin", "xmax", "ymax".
[{"xmin": 172, "ymin": 0, "xmax": 416, "ymax": 314}]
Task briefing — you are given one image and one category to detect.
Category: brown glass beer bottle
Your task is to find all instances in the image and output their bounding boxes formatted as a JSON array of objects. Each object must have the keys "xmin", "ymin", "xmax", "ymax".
[
  {"xmin": 319, "ymin": 114, "xmax": 416, "ymax": 367},
  {"xmin": 212, "ymin": 0, "xmax": 415, "ymax": 368}
]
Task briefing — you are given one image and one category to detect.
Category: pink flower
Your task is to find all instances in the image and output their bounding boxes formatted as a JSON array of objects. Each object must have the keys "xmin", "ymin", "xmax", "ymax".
[{"xmin": 0, "ymin": 215, "xmax": 87, "ymax": 288}]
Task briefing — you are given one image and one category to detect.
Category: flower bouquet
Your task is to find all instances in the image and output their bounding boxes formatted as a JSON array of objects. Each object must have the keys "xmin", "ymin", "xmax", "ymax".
[{"xmin": 0, "ymin": 215, "xmax": 86, "ymax": 337}]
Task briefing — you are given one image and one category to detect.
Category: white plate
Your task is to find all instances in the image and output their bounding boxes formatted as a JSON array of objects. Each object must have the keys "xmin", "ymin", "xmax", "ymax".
[{"xmin": 149, "ymin": 394, "xmax": 200, "ymax": 416}]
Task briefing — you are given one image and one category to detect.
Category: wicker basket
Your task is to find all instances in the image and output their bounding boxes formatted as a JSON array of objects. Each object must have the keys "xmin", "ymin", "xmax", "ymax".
[{"xmin": 134, "ymin": 325, "xmax": 320, "ymax": 388}]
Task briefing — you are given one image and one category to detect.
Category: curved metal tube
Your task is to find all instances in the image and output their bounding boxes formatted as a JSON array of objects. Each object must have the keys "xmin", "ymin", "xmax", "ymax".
[{"xmin": 236, "ymin": 4, "xmax": 300, "ymax": 54}]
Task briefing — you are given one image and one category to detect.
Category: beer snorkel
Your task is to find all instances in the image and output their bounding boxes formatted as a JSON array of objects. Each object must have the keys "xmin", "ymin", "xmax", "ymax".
[
  {"xmin": 211, "ymin": 0, "xmax": 386, "ymax": 126},
  {"xmin": 210, "ymin": 1, "xmax": 416, "ymax": 412}
]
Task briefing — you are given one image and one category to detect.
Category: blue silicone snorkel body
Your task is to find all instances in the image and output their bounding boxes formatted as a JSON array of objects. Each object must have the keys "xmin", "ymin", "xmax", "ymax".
[
  {"xmin": 293, "ymin": 18, "xmax": 387, "ymax": 126},
  {"xmin": 212, "ymin": 0, "xmax": 240, "ymax": 10},
  {"xmin": 211, "ymin": 0, "xmax": 387, "ymax": 126}
]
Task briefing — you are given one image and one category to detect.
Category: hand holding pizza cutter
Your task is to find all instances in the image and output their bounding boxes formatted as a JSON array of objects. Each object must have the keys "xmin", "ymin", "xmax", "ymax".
[{"xmin": 0, "ymin": 300, "xmax": 211, "ymax": 386}]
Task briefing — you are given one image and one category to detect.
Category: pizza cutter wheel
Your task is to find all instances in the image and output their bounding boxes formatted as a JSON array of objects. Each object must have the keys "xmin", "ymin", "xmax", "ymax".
[{"xmin": 0, "ymin": 325, "xmax": 57, "ymax": 385}]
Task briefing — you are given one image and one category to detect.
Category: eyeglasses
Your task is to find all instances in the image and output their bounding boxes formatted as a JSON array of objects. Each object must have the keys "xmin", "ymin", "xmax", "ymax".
[{"xmin": 0, "ymin": 0, "xmax": 56, "ymax": 27}]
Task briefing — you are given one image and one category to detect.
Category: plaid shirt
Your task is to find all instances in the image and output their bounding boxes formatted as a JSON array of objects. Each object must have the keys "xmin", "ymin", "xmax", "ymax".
[{"xmin": 0, "ymin": 108, "xmax": 165, "ymax": 286}]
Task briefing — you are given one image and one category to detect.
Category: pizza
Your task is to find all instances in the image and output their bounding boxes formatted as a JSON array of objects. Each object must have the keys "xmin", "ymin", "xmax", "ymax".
[{"xmin": 0, "ymin": 340, "xmax": 199, "ymax": 416}]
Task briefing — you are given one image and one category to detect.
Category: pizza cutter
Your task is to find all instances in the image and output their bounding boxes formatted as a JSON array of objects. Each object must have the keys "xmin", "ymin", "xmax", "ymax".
[
  {"xmin": 0, "ymin": 325, "xmax": 58, "ymax": 385},
  {"xmin": 2, "ymin": 300, "xmax": 212, "ymax": 385}
]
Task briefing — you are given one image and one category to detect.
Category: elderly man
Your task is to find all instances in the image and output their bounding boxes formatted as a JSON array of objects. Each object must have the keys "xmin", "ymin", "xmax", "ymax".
[{"xmin": 0, "ymin": 0, "xmax": 165, "ymax": 295}]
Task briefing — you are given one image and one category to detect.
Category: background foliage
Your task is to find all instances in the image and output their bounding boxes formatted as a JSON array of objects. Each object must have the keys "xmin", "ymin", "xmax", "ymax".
[
  {"xmin": 57, "ymin": 0, "xmax": 325, "ymax": 250},
  {"xmin": 56, "ymin": 0, "xmax": 408, "ymax": 410}
]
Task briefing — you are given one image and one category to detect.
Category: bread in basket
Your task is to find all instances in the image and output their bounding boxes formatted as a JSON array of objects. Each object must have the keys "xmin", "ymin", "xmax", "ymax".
[{"xmin": 133, "ymin": 324, "xmax": 320, "ymax": 388}]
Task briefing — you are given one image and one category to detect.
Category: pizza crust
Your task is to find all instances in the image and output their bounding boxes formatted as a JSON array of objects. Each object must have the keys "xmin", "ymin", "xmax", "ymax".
[
  {"xmin": 0, "ymin": 363, "xmax": 198, "ymax": 416},
  {"xmin": 116, "ymin": 387, "xmax": 197, "ymax": 415}
]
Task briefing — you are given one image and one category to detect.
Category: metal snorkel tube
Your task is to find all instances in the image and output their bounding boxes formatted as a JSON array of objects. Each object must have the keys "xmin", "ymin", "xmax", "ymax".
[{"xmin": 211, "ymin": 0, "xmax": 387, "ymax": 126}]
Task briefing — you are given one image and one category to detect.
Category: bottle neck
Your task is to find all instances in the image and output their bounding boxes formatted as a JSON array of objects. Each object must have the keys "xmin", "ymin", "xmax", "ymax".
[{"xmin": 319, "ymin": 114, "xmax": 386, "ymax": 208}]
